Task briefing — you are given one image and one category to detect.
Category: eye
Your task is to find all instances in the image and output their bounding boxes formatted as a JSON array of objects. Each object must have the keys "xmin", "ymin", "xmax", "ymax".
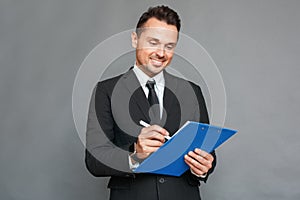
[
  {"xmin": 149, "ymin": 40, "xmax": 158, "ymax": 46},
  {"xmin": 165, "ymin": 44, "xmax": 175, "ymax": 50}
]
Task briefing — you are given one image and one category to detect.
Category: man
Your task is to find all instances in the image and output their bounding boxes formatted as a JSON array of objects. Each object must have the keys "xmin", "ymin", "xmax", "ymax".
[{"xmin": 85, "ymin": 5, "xmax": 216, "ymax": 200}]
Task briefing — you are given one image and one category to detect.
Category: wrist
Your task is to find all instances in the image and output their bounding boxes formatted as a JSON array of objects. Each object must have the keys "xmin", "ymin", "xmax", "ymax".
[
  {"xmin": 130, "ymin": 143, "xmax": 145, "ymax": 163},
  {"xmin": 130, "ymin": 151, "xmax": 144, "ymax": 163},
  {"xmin": 190, "ymin": 169, "xmax": 207, "ymax": 178}
]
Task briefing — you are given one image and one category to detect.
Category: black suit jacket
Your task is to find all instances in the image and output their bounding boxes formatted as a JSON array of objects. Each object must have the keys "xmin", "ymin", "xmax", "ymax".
[{"xmin": 85, "ymin": 68, "xmax": 216, "ymax": 200}]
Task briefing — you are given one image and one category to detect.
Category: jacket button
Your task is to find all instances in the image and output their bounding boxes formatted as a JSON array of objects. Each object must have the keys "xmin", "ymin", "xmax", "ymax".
[{"xmin": 159, "ymin": 178, "xmax": 165, "ymax": 183}]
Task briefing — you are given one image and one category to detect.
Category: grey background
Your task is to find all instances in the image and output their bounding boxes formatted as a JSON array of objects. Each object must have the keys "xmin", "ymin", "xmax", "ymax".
[{"xmin": 0, "ymin": 0, "xmax": 299, "ymax": 199}]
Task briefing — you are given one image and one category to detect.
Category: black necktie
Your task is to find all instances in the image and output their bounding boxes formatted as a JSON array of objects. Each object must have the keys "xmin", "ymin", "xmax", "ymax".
[{"xmin": 146, "ymin": 80, "xmax": 160, "ymax": 120}]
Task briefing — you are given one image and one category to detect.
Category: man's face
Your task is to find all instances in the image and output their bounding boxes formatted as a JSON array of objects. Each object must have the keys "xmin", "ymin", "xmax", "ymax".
[{"xmin": 131, "ymin": 17, "xmax": 178, "ymax": 77}]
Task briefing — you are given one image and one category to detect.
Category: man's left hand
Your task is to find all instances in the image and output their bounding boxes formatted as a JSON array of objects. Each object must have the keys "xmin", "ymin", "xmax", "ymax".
[{"xmin": 184, "ymin": 148, "xmax": 214, "ymax": 177}]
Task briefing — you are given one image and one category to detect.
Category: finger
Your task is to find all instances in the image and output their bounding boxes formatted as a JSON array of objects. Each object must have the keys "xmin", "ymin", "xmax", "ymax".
[
  {"xmin": 143, "ymin": 139, "xmax": 164, "ymax": 147},
  {"xmin": 185, "ymin": 154, "xmax": 207, "ymax": 171},
  {"xmin": 194, "ymin": 148, "xmax": 208, "ymax": 157},
  {"xmin": 184, "ymin": 155, "xmax": 207, "ymax": 175},
  {"xmin": 194, "ymin": 148, "xmax": 214, "ymax": 162},
  {"xmin": 188, "ymin": 151, "xmax": 212, "ymax": 169},
  {"xmin": 189, "ymin": 163, "xmax": 206, "ymax": 176},
  {"xmin": 140, "ymin": 146, "xmax": 160, "ymax": 154},
  {"xmin": 147, "ymin": 125, "xmax": 170, "ymax": 136},
  {"xmin": 140, "ymin": 130, "xmax": 166, "ymax": 142}
]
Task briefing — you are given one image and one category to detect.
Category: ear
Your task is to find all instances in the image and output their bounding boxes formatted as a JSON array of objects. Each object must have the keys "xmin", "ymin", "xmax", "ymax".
[{"xmin": 131, "ymin": 32, "xmax": 138, "ymax": 48}]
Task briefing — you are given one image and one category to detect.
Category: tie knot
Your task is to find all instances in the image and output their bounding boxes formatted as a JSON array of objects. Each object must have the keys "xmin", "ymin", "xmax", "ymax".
[{"xmin": 146, "ymin": 80, "xmax": 156, "ymax": 90}]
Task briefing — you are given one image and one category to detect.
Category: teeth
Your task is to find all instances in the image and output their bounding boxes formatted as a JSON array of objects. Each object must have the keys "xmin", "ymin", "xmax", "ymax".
[{"xmin": 151, "ymin": 59, "xmax": 163, "ymax": 66}]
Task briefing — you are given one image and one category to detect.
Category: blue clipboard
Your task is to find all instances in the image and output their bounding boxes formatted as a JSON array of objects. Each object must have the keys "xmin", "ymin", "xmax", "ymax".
[{"xmin": 133, "ymin": 121, "xmax": 237, "ymax": 176}]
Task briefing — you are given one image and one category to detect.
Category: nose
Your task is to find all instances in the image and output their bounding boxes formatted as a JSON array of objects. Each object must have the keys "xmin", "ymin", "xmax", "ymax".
[{"xmin": 155, "ymin": 46, "xmax": 165, "ymax": 58}]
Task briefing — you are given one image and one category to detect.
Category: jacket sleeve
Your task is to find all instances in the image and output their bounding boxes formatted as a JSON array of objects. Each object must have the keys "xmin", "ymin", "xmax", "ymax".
[{"xmin": 85, "ymin": 82, "xmax": 135, "ymax": 177}]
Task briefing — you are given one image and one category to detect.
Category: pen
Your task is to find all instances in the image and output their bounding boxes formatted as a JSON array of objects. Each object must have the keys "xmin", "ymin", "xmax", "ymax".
[{"xmin": 139, "ymin": 120, "xmax": 171, "ymax": 140}]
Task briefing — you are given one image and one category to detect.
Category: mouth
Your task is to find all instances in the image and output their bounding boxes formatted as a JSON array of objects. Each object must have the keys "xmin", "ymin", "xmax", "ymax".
[{"xmin": 150, "ymin": 58, "xmax": 165, "ymax": 67}]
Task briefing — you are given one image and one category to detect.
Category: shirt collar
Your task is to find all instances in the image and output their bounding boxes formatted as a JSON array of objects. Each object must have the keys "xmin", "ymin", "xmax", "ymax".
[{"xmin": 133, "ymin": 64, "xmax": 165, "ymax": 88}]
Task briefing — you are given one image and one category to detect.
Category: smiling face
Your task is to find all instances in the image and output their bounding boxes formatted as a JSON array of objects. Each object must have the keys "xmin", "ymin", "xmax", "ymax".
[{"xmin": 131, "ymin": 17, "xmax": 178, "ymax": 77}]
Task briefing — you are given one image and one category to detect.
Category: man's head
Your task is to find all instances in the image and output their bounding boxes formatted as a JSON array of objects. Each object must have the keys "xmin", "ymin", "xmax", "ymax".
[
  {"xmin": 131, "ymin": 6, "xmax": 181, "ymax": 77},
  {"xmin": 135, "ymin": 5, "xmax": 181, "ymax": 36}
]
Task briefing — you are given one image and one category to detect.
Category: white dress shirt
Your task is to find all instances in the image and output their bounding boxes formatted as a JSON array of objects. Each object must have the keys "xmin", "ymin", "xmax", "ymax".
[{"xmin": 132, "ymin": 64, "xmax": 165, "ymax": 119}]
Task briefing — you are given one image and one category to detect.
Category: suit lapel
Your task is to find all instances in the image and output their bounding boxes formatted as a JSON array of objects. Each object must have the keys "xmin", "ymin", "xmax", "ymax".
[
  {"xmin": 163, "ymin": 71, "xmax": 178, "ymax": 118},
  {"xmin": 161, "ymin": 71, "xmax": 182, "ymax": 134},
  {"xmin": 122, "ymin": 69, "xmax": 151, "ymax": 122}
]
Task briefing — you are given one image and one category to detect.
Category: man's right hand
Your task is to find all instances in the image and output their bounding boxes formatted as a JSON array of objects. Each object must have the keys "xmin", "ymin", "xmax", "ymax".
[{"xmin": 135, "ymin": 125, "xmax": 169, "ymax": 160}]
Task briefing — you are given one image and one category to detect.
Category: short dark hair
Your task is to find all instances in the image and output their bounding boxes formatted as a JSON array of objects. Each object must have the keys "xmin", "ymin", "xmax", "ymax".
[{"xmin": 136, "ymin": 5, "xmax": 181, "ymax": 36}]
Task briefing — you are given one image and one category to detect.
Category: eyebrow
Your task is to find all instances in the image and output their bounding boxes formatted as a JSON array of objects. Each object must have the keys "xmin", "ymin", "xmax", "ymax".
[{"xmin": 146, "ymin": 37, "xmax": 177, "ymax": 45}]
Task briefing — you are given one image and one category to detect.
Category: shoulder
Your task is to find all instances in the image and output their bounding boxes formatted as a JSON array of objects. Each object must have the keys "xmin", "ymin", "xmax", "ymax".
[
  {"xmin": 164, "ymin": 70, "xmax": 202, "ymax": 92},
  {"xmin": 97, "ymin": 74, "xmax": 122, "ymax": 88},
  {"xmin": 95, "ymin": 72, "xmax": 127, "ymax": 96}
]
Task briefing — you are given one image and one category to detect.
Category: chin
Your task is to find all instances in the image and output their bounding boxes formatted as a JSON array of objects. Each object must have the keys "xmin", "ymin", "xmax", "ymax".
[{"xmin": 147, "ymin": 66, "xmax": 165, "ymax": 75}]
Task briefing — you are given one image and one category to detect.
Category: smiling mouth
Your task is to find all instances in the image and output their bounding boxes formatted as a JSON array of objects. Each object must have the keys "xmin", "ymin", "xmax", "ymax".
[{"xmin": 150, "ymin": 58, "xmax": 165, "ymax": 67}]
